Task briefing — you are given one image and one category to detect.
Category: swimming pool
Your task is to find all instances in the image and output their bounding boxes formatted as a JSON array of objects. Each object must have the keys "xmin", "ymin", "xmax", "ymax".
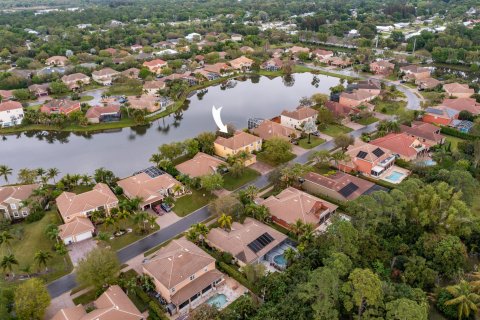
[
  {"xmin": 273, "ymin": 254, "xmax": 287, "ymax": 267},
  {"xmin": 206, "ymin": 293, "xmax": 228, "ymax": 308},
  {"xmin": 385, "ymin": 171, "xmax": 405, "ymax": 183},
  {"xmin": 419, "ymin": 159, "xmax": 437, "ymax": 166}
]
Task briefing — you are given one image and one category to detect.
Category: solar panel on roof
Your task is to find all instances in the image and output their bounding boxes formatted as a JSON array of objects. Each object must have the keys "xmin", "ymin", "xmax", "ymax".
[
  {"xmin": 372, "ymin": 148, "xmax": 385, "ymax": 157},
  {"xmin": 357, "ymin": 151, "xmax": 368, "ymax": 159},
  {"xmin": 247, "ymin": 232, "xmax": 274, "ymax": 253},
  {"xmin": 338, "ymin": 182, "xmax": 359, "ymax": 198},
  {"xmin": 134, "ymin": 166, "xmax": 166, "ymax": 178},
  {"xmin": 426, "ymin": 108, "xmax": 443, "ymax": 115}
]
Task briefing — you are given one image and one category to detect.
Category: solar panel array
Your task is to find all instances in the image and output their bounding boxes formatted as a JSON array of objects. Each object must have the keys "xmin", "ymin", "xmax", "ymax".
[
  {"xmin": 134, "ymin": 166, "xmax": 166, "ymax": 178},
  {"xmin": 357, "ymin": 151, "xmax": 368, "ymax": 159},
  {"xmin": 372, "ymin": 148, "xmax": 385, "ymax": 157},
  {"xmin": 247, "ymin": 232, "xmax": 275, "ymax": 253},
  {"xmin": 338, "ymin": 182, "xmax": 359, "ymax": 198},
  {"xmin": 425, "ymin": 108, "xmax": 443, "ymax": 115}
]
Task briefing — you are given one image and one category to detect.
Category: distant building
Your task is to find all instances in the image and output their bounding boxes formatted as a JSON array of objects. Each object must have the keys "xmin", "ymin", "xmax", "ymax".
[
  {"xmin": 0, "ymin": 184, "xmax": 39, "ymax": 220},
  {"xmin": 0, "ymin": 101, "xmax": 24, "ymax": 127}
]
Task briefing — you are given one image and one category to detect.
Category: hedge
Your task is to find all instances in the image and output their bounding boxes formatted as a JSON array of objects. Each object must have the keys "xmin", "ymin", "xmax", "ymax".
[
  {"xmin": 440, "ymin": 126, "xmax": 478, "ymax": 140},
  {"xmin": 216, "ymin": 261, "xmax": 256, "ymax": 293},
  {"xmin": 148, "ymin": 301, "xmax": 169, "ymax": 320}
]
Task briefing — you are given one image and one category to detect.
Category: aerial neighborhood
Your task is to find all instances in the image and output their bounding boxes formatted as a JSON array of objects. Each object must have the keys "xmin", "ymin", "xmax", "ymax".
[{"xmin": 0, "ymin": 1, "xmax": 479, "ymax": 320}]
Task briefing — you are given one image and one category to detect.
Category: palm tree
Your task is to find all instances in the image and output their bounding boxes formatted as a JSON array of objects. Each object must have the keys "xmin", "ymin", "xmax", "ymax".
[
  {"xmin": 45, "ymin": 226, "xmax": 59, "ymax": 243},
  {"xmin": 36, "ymin": 168, "xmax": 46, "ymax": 179},
  {"xmin": 117, "ymin": 209, "xmax": 131, "ymax": 230},
  {"xmin": 0, "ymin": 231, "xmax": 14, "ymax": 254},
  {"xmin": 309, "ymin": 150, "xmax": 331, "ymax": 168},
  {"xmin": 283, "ymin": 247, "xmax": 297, "ymax": 266},
  {"xmin": 330, "ymin": 151, "xmax": 350, "ymax": 171},
  {"xmin": 104, "ymin": 216, "xmax": 118, "ymax": 232},
  {"xmin": 189, "ymin": 223, "xmax": 209, "ymax": 244},
  {"xmin": 47, "ymin": 168, "xmax": 60, "ymax": 183},
  {"xmin": 54, "ymin": 243, "xmax": 69, "ymax": 269},
  {"xmin": 445, "ymin": 280, "xmax": 480, "ymax": 320},
  {"xmin": 218, "ymin": 213, "xmax": 233, "ymax": 231},
  {"xmin": 1, "ymin": 254, "xmax": 18, "ymax": 278},
  {"xmin": 19, "ymin": 264, "xmax": 31, "ymax": 278},
  {"xmin": 81, "ymin": 174, "xmax": 93, "ymax": 186},
  {"xmin": 34, "ymin": 250, "xmax": 52, "ymax": 272},
  {"xmin": 134, "ymin": 211, "xmax": 149, "ymax": 233},
  {"xmin": 290, "ymin": 219, "xmax": 305, "ymax": 237},
  {"xmin": 0, "ymin": 165, "xmax": 12, "ymax": 183}
]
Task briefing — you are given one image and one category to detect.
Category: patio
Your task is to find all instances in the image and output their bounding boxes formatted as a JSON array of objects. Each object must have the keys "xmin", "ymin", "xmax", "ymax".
[
  {"xmin": 261, "ymin": 240, "xmax": 297, "ymax": 273},
  {"xmin": 378, "ymin": 165, "xmax": 410, "ymax": 184}
]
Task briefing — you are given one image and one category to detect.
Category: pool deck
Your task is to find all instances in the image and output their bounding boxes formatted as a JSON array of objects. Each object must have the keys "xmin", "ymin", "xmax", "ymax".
[{"xmin": 379, "ymin": 165, "xmax": 410, "ymax": 184}]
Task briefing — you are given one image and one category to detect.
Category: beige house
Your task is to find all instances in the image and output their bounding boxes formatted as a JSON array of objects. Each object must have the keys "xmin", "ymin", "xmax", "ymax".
[
  {"xmin": 252, "ymin": 120, "xmax": 300, "ymax": 141},
  {"xmin": 280, "ymin": 107, "xmax": 318, "ymax": 129},
  {"xmin": 142, "ymin": 239, "xmax": 224, "ymax": 314},
  {"xmin": 143, "ymin": 80, "xmax": 166, "ymax": 96},
  {"xmin": 0, "ymin": 184, "xmax": 38, "ymax": 220},
  {"xmin": 207, "ymin": 218, "xmax": 287, "ymax": 266},
  {"xmin": 51, "ymin": 285, "xmax": 144, "ymax": 320},
  {"xmin": 121, "ymin": 68, "xmax": 140, "ymax": 79},
  {"xmin": 117, "ymin": 172, "xmax": 185, "ymax": 210},
  {"xmin": 56, "ymin": 183, "xmax": 118, "ymax": 222},
  {"xmin": 400, "ymin": 65, "xmax": 430, "ymax": 81},
  {"xmin": 443, "ymin": 83, "xmax": 475, "ymax": 98},
  {"xmin": 229, "ymin": 56, "xmax": 254, "ymax": 71},
  {"xmin": 127, "ymin": 95, "xmax": 163, "ymax": 112},
  {"xmin": 46, "ymin": 56, "xmax": 68, "ymax": 66},
  {"xmin": 143, "ymin": 59, "xmax": 168, "ymax": 74},
  {"xmin": 175, "ymin": 152, "xmax": 226, "ymax": 178},
  {"xmin": 258, "ymin": 187, "xmax": 338, "ymax": 232},
  {"xmin": 214, "ymin": 131, "xmax": 262, "ymax": 165},
  {"xmin": 61, "ymin": 73, "xmax": 90, "ymax": 90},
  {"xmin": 92, "ymin": 68, "xmax": 120, "ymax": 85},
  {"xmin": 339, "ymin": 90, "xmax": 377, "ymax": 108},
  {"xmin": 58, "ymin": 216, "xmax": 95, "ymax": 245}
]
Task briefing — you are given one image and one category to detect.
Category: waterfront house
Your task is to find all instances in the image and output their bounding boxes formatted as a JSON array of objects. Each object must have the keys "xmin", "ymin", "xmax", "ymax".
[
  {"xmin": 302, "ymin": 171, "xmax": 383, "ymax": 201},
  {"xmin": 143, "ymin": 80, "xmax": 166, "ymax": 96},
  {"xmin": 175, "ymin": 152, "xmax": 227, "ymax": 178},
  {"xmin": 258, "ymin": 187, "xmax": 338, "ymax": 232},
  {"xmin": 338, "ymin": 140, "xmax": 395, "ymax": 177},
  {"xmin": 45, "ymin": 55, "xmax": 68, "ymax": 66},
  {"xmin": 443, "ymin": 83, "xmax": 475, "ymax": 98},
  {"xmin": 61, "ymin": 73, "xmax": 90, "ymax": 90},
  {"xmin": 370, "ymin": 132, "xmax": 427, "ymax": 161},
  {"xmin": 0, "ymin": 184, "xmax": 38, "ymax": 220},
  {"xmin": 400, "ymin": 121, "xmax": 444, "ymax": 147},
  {"xmin": 356, "ymin": 79, "xmax": 382, "ymax": 95},
  {"xmin": 0, "ymin": 101, "xmax": 24, "ymax": 128},
  {"xmin": 85, "ymin": 104, "xmax": 121, "ymax": 123},
  {"xmin": 252, "ymin": 120, "xmax": 299, "ymax": 141},
  {"xmin": 206, "ymin": 218, "xmax": 288, "ymax": 267},
  {"xmin": 92, "ymin": 68, "xmax": 120, "ymax": 86},
  {"xmin": 261, "ymin": 58, "xmax": 283, "ymax": 71},
  {"xmin": 51, "ymin": 285, "xmax": 143, "ymax": 320},
  {"xmin": 214, "ymin": 131, "xmax": 262, "ymax": 165},
  {"xmin": 40, "ymin": 99, "xmax": 81, "ymax": 115},
  {"xmin": 312, "ymin": 49, "xmax": 334, "ymax": 61},
  {"xmin": 369, "ymin": 60, "xmax": 394, "ymax": 75},
  {"xmin": 280, "ymin": 107, "xmax": 318, "ymax": 129},
  {"xmin": 229, "ymin": 56, "xmax": 254, "ymax": 72},
  {"xmin": 117, "ymin": 172, "xmax": 185, "ymax": 210},
  {"xmin": 127, "ymin": 95, "xmax": 164, "ymax": 112},
  {"xmin": 143, "ymin": 59, "xmax": 167, "ymax": 74},
  {"xmin": 142, "ymin": 239, "xmax": 224, "ymax": 314},
  {"xmin": 422, "ymin": 106, "xmax": 459, "ymax": 126},
  {"xmin": 339, "ymin": 90, "xmax": 377, "ymax": 109}
]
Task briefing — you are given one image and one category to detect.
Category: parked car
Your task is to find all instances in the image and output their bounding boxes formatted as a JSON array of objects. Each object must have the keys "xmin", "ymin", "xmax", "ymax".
[
  {"xmin": 153, "ymin": 205, "xmax": 164, "ymax": 215},
  {"xmin": 160, "ymin": 202, "xmax": 172, "ymax": 212}
]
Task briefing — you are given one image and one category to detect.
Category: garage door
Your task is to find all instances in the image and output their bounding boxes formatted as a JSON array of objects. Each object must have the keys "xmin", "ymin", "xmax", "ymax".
[
  {"xmin": 63, "ymin": 237, "xmax": 73, "ymax": 245},
  {"xmin": 76, "ymin": 231, "xmax": 93, "ymax": 242}
]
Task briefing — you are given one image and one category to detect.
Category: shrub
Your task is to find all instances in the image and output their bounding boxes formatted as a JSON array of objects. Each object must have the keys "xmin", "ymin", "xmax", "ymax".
[
  {"xmin": 217, "ymin": 261, "xmax": 254, "ymax": 292},
  {"xmin": 440, "ymin": 127, "xmax": 477, "ymax": 140},
  {"xmin": 436, "ymin": 289, "xmax": 458, "ymax": 320},
  {"xmin": 25, "ymin": 211, "xmax": 45, "ymax": 223},
  {"xmin": 148, "ymin": 301, "xmax": 169, "ymax": 320}
]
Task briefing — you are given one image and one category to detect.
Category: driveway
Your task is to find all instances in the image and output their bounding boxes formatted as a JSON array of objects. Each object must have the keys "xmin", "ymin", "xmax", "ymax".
[
  {"xmin": 155, "ymin": 211, "xmax": 181, "ymax": 229},
  {"xmin": 249, "ymin": 161, "xmax": 275, "ymax": 175},
  {"xmin": 344, "ymin": 122, "xmax": 365, "ymax": 130},
  {"xmin": 68, "ymin": 239, "xmax": 97, "ymax": 266}
]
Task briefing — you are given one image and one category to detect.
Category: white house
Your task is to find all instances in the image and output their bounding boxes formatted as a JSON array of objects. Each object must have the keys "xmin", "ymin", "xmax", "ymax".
[
  {"xmin": 0, "ymin": 101, "xmax": 24, "ymax": 128},
  {"xmin": 185, "ymin": 32, "xmax": 202, "ymax": 42},
  {"xmin": 280, "ymin": 107, "xmax": 318, "ymax": 129}
]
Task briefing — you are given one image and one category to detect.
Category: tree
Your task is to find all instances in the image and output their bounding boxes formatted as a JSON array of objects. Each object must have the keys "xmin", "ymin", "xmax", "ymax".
[
  {"xmin": 317, "ymin": 107, "xmax": 335, "ymax": 129},
  {"xmin": 242, "ymin": 263, "xmax": 265, "ymax": 285},
  {"xmin": 0, "ymin": 231, "xmax": 14, "ymax": 254},
  {"xmin": 13, "ymin": 88, "xmax": 31, "ymax": 101},
  {"xmin": 49, "ymin": 80, "xmax": 69, "ymax": 95},
  {"xmin": 186, "ymin": 223, "xmax": 209, "ymax": 245},
  {"xmin": 303, "ymin": 118, "xmax": 317, "ymax": 144},
  {"xmin": 445, "ymin": 280, "xmax": 480, "ymax": 320},
  {"xmin": 262, "ymin": 138, "xmax": 293, "ymax": 164},
  {"xmin": 334, "ymin": 134, "xmax": 354, "ymax": 151},
  {"xmin": 14, "ymin": 278, "xmax": 50, "ymax": 320},
  {"xmin": 34, "ymin": 250, "xmax": 52, "ymax": 272},
  {"xmin": 189, "ymin": 304, "xmax": 220, "ymax": 320},
  {"xmin": 309, "ymin": 150, "xmax": 331, "ymax": 167},
  {"xmin": 401, "ymin": 256, "xmax": 437, "ymax": 290},
  {"xmin": 342, "ymin": 268, "xmax": 382, "ymax": 319},
  {"xmin": 47, "ymin": 168, "xmax": 60, "ymax": 183},
  {"xmin": 0, "ymin": 165, "xmax": 12, "ymax": 183},
  {"xmin": 385, "ymin": 298, "xmax": 427, "ymax": 320},
  {"xmin": 184, "ymin": 138, "xmax": 200, "ymax": 157},
  {"xmin": 1, "ymin": 254, "xmax": 18, "ymax": 278},
  {"xmin": 76, "ymin": 247, "xmax": 120, "ymax": 289},
  {"xmin": 218, "ymin": 213, "xmax": 233, "ymax": 231},
  {"xmin": 311, "ymin": 93, "xmax": 329, "ymax": 106},
  {"xmin": 54, "ymin": 243, "xmax": 69, "ymax": 269},
  {"xmin": 200, "ymin": 173, "xmax": 224, "ymax": 191}
]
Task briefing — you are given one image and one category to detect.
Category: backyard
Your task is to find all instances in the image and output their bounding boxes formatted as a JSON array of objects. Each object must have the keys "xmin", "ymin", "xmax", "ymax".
[
  {"xmin": 445, "ymin": 135, "xmax": 464, "ymax": 152},
  {"xmin": 319, "ymin": 124, "xmax": 352, "ymax": 137},
  {"xmin": 173, "ymin": 189, "xmax": 216, "ymax": 217},
  {"xmin": 223, "ymin": 168, "xmax": 260, "ymax": 191}
]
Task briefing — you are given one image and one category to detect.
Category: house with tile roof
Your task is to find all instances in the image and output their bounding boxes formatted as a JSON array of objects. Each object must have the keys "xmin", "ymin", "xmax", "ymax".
[
  {"xmin": 85, "ymin": 104, "xmax": 121, "ymax": 123},
  {"xmin": 312, "ymin": 49, "xmax": 334, "ymax": 60},
  {"xmin": 51, "ymin": 285, "xmax": 144, "ymax": 320},
  {"xmin": 28, "ymin": 83, "xmax": 50, "ymax": 97},
  {"xmin": 142, "ymin": 239, "xmax": 223, "ymax": 314},
  {"xmin": 280, "ymin": 107, "xmax": 318, "ymax": 129},
  {"xmin": 338, "ymin": 140, "xmax": 395, "ymax": 177},
  {"xmin": 400, "ymin": 121, "xmax": 445, "ymax": 147},
  {"xmin": 0, "ymin": 90, "xmax": 13, "ymax": 101},
  {"xmin": 324, "ymin": 101, "xmax": 359, "ymax": 123},
  {"xmin": 117, "ymin": 172, "xmax": 185, "ymax": 210},
  {"xmin": 121, "ymin": 68, "xmax": 140, "ymax": 79},
  {"xmin": 92, "ymin": 68, "xmax": 120, "ymax": 86},
  {"xmin": 214, "ymin": 131, "xmax": 262, "ymax": 165},
  {"xmin": 442, "ymin": 98, "xmax": 480, "ymax": 115},
  {"xmin": 46, "ymin": 56, "xmax": 68, "ymax": 67},
  {"xmin": 369, "ymin": 60, "xmax": 394, "ymax": 75},
  {"xmin": 143, "ymin": 80, "xmax": 166, "ymax": 96},
  {"xmin": 417, "ymin": 77, "xmax": 442, "ymax": 90},
  {"xmin": 399, "ymin": 65, "xmax": 430, "ymax": 81},
  {"xmin": 0, "ymin": 101, "xmax": 24, "ymax": 127},
  {"xmin": 443, "ymin": 83, "xmax": 475, "ymax": 98},
  {"xmin": 301, "ymin": 171, "xmax": 384, "ymax": 201},
  {"xmin": 229, "ymin": 56, "xmax": 254, "ymax": 72},
  {"xmin": 261, "ymin": 58, "xmax": 284, "ymax": 71},
  {"xmin": 40, "ymin": 99, "xmax": 81, "ymax": 115},
  {"xmin": 370, "ymin": 132, "xmax": 427, "ymax": 161},
  {"xmin": 0, "ymin": 184, "xmax": 38, "ymax": 220},
  {"xmin": 175, "ymin": 152, "xmax": 226, "ymax": 178},
  {"xmin": 339, "ymin": 90, "xmax": 377, "ymax": 108},
  {"xmin": 258, "ymin": 187, "xmax": 338, "ymax": 232},
  {"xmin": 206, "ymin": 218, "xmax": 288, "ymax": 266},
  {"xmin": 252, "ymin": 120, "xmax": 300, "ymax": 141},
  {"xmin": 143, "ymin": 59, "xmax": 167, "ymax": 74},
  {"xmin": 61, "ymin": 73, "xmax": 90, "ymax": 90},
  {"xmin": 58, "ymin": 217, "xmax": 95, "ymax": 245},
  {"xmin": 422, "ymin": 106, "xmax": 459, "ymax": 126}
]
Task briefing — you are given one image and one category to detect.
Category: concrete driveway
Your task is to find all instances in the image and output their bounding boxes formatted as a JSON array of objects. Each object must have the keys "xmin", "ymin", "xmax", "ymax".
[
  {"xmin": 155, "ymin": 211, "xmax": 181, "ymax": 229},
  {"xmin": 249, "ymin": 161, "xmax": 275, "ymax": 175},
  {"xmin": 68, "ymin": 239, "xmax": 97, "ymax": 266}
]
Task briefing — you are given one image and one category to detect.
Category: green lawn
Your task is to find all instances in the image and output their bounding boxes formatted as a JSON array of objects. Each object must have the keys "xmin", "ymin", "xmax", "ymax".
[
  {"xmin": 79, "ymin": 95, "xmax": 94, "ymax": 102},
  {"xmin": 298, "ymin": 136, "xmax": 325, "ymax": 149},
  {"xmin": 223, "ymin": 168, "xmax": 260, "ymax": 191},
  {"xmin": 445, "ymin": 136, "xmax": 464, "ymax": 152},
  {"xmin": 356, "ymin": 116, "xmax": 379, "ymax": 125},
  {"xmin": 374, "ymin": 100, "xmax": 407, "ymax": 115},
  {"xmin": 72, "ymin": 289, "xmax": 98, "ymax": 305},
  {"xmin": 96, "ymin": 216, "xmax": 160, "ymax": 251},
  {"xmin": 319, "ymin": 124, "xmax": 353, "ymax": 137},
  {"xmin": 256, "ymin": 151, "xmax": 296, "ymax": 166},
  {"xmin": 173, "ymin": 189, "xmax": 216, "ymax": 217},
  {"xmin": 5, "ymin": 210, "xmax": 73, "ymax": 283}
]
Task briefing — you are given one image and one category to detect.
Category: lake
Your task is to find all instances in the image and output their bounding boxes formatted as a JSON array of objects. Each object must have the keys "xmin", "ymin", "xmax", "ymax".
[{"xmin": 0, "ymin": 73, "xmax": 340, "ymax": 181}]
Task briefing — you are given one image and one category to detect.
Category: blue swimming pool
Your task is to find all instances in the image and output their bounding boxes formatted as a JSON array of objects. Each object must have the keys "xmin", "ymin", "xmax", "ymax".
[
  {"xmin": 207, "ymin": 294, "xmax": 227, "ymax": 308},
  {"xmin": 420, "ymin": 159, "xmax": 437, "ymax": 166},
  {"xmin": 385, "ymin": 171, "xmax": 405, "ymax": 183},
  {"xmin": 273, "ymin": 254, "xmax": 287, "ymax": 267}
]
